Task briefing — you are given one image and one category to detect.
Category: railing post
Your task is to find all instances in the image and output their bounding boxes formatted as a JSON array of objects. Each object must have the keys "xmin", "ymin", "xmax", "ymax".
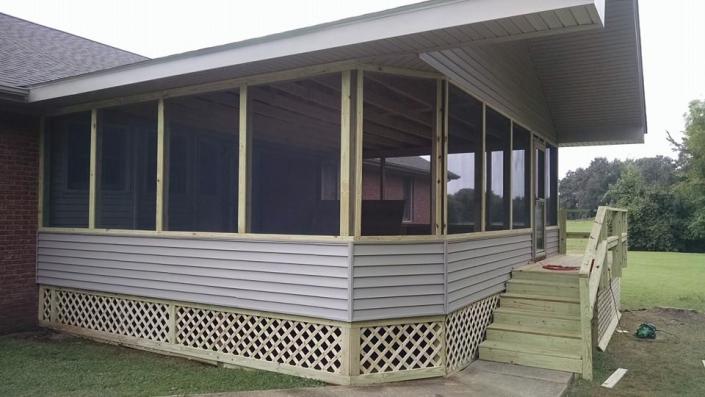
[
  {"xmin": 559, "ymin": 208, "xmax": 567, "ymax": 254},
  {"xmin": 579, "ymin": 276, "xmax": 592, "ymax": 380}
]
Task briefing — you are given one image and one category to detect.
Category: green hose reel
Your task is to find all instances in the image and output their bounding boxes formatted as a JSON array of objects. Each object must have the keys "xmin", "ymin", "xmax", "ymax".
[{"xmin": 635, "ymin": 323, "xmax": 657, "ymax": 339}]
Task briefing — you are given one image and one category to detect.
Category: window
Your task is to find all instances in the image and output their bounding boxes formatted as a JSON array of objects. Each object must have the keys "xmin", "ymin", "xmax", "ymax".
[
  {"xmin": 447, "ymin": 84, "xmax": 483, "ymax": 234},
  {"xmin": 512, "ymin": 124, "xmax": 531, "ymax": 228},
  {"xmin": 361, "ymin": 72, "xmax": 436, "ymax": 236},
  {"xmin": 97, "ymin": 101, "xmax": 157, "ymax": 230},
  {"xmin": 44, "ymin": 112, "xmax": 91, "ymax": 227},
  {"xmin": 547, "ymin": 144, "xmax": 558, "ymax": 225},
  {"xmin": 165, "ymin": 90, "xmax": 239, "ymax": 232},
  {"xmin": 485, "ymin": 107, "xmax": 511, "ymax": 230},
  {"xmin": 250, "ymin": 73, "xmax": 341, "ymax": 235}
]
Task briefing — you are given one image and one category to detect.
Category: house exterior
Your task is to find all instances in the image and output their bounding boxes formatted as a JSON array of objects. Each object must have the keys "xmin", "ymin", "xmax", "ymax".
[{"xmin": 1, "ymin": 0, "xmax": 642, "ymax": 384}]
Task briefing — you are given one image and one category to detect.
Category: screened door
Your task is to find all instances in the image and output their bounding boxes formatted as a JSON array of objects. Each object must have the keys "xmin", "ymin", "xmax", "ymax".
[{"xmin": 534, "ymin": 142, "xmax": 547, "ymax": 259}]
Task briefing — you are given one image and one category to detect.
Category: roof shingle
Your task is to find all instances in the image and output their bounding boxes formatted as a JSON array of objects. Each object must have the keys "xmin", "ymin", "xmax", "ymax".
[{"xmin": 0, "ymin": 12, "xmax": 147, "ymax": 88}]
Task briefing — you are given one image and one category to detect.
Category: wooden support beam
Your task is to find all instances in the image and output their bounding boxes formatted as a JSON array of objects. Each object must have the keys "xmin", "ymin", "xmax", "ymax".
[
  {"xmin": 559, "ymin": 208, "xmax": 567, "ymax": 254},
  {"xmin": 353, "ymin": 70, "xmax": 364, "ymax": 237},
  {"xmin": 432, "ymin": 79, "xmax": 443, "ymax": 236},
  {"xmin": 441, "ymin": 80, "xmax": 449, "ymax": 235},
  {"xmin": 88, "ymin": 109, "xmax": 98, "ymax": 229},
  {"xmin": 508, "ymin": 121, "xmax": 514, "ymax": 229},
  {"xmin": 339, "ymin": 71, "xmax": 352, "ymax": 237},
  {"xmin": 481, "ymin": 103, "xmax": 487, "ymax": 232},
  {"xmin": 156, "ymin": 99, "xmax": 165, "ymax": 232},
  {"xmin": 238, "ymin": 86, "xmax": 250, "ymax": 234}
]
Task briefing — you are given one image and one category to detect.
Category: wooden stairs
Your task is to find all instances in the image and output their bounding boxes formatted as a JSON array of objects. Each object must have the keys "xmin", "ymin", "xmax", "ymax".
[{"xmin": 478, "ymin": 263, "xmax": 584, "ymax": 374}]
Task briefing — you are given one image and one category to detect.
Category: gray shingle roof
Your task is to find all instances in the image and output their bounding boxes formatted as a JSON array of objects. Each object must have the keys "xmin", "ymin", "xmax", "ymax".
[{"xmin": 0, "ymin": 12, "xmax": 147, "ymax": 89}]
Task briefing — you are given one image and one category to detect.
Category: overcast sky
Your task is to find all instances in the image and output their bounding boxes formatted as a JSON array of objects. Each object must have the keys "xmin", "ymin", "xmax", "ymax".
[{"xmin": 2, "ymin": 0, "xmax": 704, "ymax": 177}]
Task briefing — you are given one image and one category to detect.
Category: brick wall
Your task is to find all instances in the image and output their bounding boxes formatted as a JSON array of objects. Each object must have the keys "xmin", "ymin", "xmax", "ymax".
[{"xmin": 0, "ymin": 111, "xmax": 39, "ymax": 334}]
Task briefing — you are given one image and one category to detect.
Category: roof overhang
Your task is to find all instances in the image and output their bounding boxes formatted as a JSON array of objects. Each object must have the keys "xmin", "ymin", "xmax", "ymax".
[
  {"xmin": 0, "ymin": 84, "xmax": 29, "ymax": 103},
  {"xmin": 27, "ymin": 0, "xmax": 607, "ymax": 103}
]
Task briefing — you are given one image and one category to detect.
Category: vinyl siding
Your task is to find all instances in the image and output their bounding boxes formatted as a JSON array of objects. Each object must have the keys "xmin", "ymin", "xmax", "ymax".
[
  {"xmin": 37, "ymin": 232, "xmax": 351, "ymax": 321},
  {"xmin": 545, "ymin": 228, "xmax": 559, "ymax": 257},
  {"xmin": 351, "ymin": 242, "xmax": 445, "ymax": 321},
  {"xmin": 446, "ymin": 232, "xmax": 532, "ymax": 312}
]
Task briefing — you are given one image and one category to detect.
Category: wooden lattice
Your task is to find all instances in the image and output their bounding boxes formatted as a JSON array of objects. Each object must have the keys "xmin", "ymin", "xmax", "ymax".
[
  {"xmin": 445, "ymin": 295, "xmax": 500, "ymax": 372},
  {"xmin": 597, "ymin": 277, "xmax": 621, "ymax": 341},
  {"xmin": 359, "ymin": 320, "xmax": 443, "ymax": 374},
  {"xmin": 176, "ymin": 306, "xmax": 344, "ymax": 374},
  {"xmin": 39, "ymin": 287, "xmax": 52, "ymax": 322},
  {"xmin": 53, "ymin": 289, "xmax": 170, "ymax": 342}
]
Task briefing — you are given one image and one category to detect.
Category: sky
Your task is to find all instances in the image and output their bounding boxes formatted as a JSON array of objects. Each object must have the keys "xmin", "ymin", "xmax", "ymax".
[{"xmin": 2, "ymin": 0, "xmax": 704, "ymax": 177}]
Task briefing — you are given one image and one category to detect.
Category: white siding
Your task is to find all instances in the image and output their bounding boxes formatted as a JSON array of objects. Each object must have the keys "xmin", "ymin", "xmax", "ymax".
[
  {"xmin": 37, "ymin": 233, "xmax": 351, "ymax": 321},
  {"xmin": 351, "ymin": 242, "xmax": 445, "ymax": 321},
  {"xmin": 446, "ymin": 232, "xmax": 532, "ymax": 312}
]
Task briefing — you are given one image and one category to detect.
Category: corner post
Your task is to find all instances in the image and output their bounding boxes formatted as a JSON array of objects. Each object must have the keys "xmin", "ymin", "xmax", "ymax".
[
  {"xmin": 579, "ymin": 275, "xmax": 593, "ymax": 380},
  {"xmin": 340, "ymin": 71, "xmax": 352, "ymax": 236},
  {"xmin": 88, "ymin": 109, "xmax": 98, "ymax": 229},
  {"xmin": 238, "ymin": 85, "xmax": 250, "ymax": 234},
  {"xmin": 156, "ymin": 99, "xmax": 165, "ymax": 232},
  {"xmin": 353, "ymin": 70, "xmax": 364, "ymax": 237}
]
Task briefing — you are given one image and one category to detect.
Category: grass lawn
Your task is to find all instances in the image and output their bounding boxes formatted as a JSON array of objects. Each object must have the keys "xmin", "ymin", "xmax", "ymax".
[
  {"xmin": 565, "ymin": 220, "xmax": 705, "ymax": 396},
  {"xmin": 566, "ymin": 220, "xmax": 705, "ymax": 312},
  {"xmin": 0, "ymin": 331, "xmax": 321, "ymax": 397}
]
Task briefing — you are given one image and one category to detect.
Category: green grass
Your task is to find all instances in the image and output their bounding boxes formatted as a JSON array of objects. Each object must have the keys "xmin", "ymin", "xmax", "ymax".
[
  {"xmin": 565, "ymin": 220, "xmax": 705, "ymax": 396},
  {"xmin": 0, "ymin": 332, "xmax": 321, "ymax": 397},
  {"xmin": 566, "ymin": 220, "xmax": 705, "ymax": 312}
]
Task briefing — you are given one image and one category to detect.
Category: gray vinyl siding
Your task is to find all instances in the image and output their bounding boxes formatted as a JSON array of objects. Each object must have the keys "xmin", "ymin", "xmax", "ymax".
[
  {"xmin": 446, "ymin": 232, "xmax": 532, "ymax": 312},
  {"xmin": 421, "ymin": 42, "xmax": 555, "ymax": 140},
  {"xmin": 37, "ymin": 232, "xmax": 351, "ymax": 321},
  {"xmin": 351, "ymin": 242, "xmax": 445, "ymax": 321},
  {"xmin": 545, "ymin": 228, "xmax": 559, "ymax": 257}
]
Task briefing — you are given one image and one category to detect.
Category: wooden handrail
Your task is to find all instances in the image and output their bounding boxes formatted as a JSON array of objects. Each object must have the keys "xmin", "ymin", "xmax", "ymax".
[{"xmin": 567, "ymin": 206, "xmax": 628, "ymax": 381}]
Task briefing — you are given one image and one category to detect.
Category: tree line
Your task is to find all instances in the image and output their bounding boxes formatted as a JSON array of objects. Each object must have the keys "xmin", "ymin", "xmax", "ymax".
[{"xmin": 560, "ymin": 100, "xmax": 705, "ymax": 252}]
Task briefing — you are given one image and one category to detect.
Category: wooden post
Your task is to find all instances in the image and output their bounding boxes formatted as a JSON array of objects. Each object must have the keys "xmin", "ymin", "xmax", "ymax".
[
  {"xmin": 441, "ymin": 79, "xmax": 449, "ymax": 235},
  {"xmin": 480, "ymin": 103, "xmax": 487, "ymax": 232},
  {"xmin": 353, "ymin": 70, "xmax": 364, "ymax": 237},
  {"xmin": 508, "ymin": 121, "xmax": 514, "ymax": 229},
  {"xmin": 579, "ymin": 276, "xmax": 593, "ymax": 380},
  {"xmin": 559, "ymin": 208, "xmax": 567, "ymax": 254},
  {"xmin": 238, "ymin": 86, "xmax": 250, "ymax": 234},
  {"xmin": 167, "ymin": 303, "xmax": 176, "ymax": 344},
  {"xmin": 340, "ymin": 71, "xmax": 352, "ymax": 237},
  {"xmin": 88, "ymin": 109, "xmax": 98, "ymax": 229},
  {"xmin": 346, "ymin": 325, "xmax": 361, "ymax": 377},
  {"xmin": 156, "ymin": 99, "xmax": 165, "ymax": 232},
  {"xmin": 432, "ymin": 79, "xmax": 444, "ymax": 236}
]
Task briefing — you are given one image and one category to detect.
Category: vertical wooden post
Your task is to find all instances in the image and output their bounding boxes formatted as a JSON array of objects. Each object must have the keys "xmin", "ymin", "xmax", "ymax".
[
  {"xmin": 156, "ymin": 99, "xmax": 165, "ymax": 232},
  {"xmin": 508, "ymin": 121, "xmax": 514, "ymax": 229},
  {"xmin": 480, "ymin": 103, "xmax": 487, "ymax": 232},
  {"xmin": 559, "ymin": 208, "xmax": 567, "ymax": 254},
  {"xmin": 441, "ymin": 80, "xmax": 449, "ymax": 235},
  {"xmin": 167, "ymin": 303, "xmax": 176, "ymax": 344},
  {"xmin": 432, "ymin": 79, "xmax": 444, "ymax": 236},
  {"xmin": 38, "ymin": 117, "xmax": 45, "ymax": 228},
  {"xmin": 579, "ymin": 276, "xmax": 593, "ymax": 380},
  {"xmin": 339, "ymin": 71, "xmax": 352, "ymax": 237},
  {"xmin": 345, "ymin": 325, "xmax": 361, "ymax": 377},
  {"xmin": 238, "ymin": 86, "xmax": 250, "ymax": 234},
  {"xmin": 529, "ymin": 134, "xmax": 535, "ymax": 237},
  {"xmin": 353, "ymin": 70, "xmax": 364, "ymax": 237},
  {"xmin": 88, "ymin": 109, "xmax": 98, "ymax": 229},
  {"xmin": 50, "ymin": 287, "xmax": 58, "ymax": 323}
]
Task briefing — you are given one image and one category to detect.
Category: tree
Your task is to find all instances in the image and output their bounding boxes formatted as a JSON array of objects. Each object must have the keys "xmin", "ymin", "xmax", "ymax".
[{"xmin": 559, "ymin": 157, "xmax": 623, "ymax": 213}]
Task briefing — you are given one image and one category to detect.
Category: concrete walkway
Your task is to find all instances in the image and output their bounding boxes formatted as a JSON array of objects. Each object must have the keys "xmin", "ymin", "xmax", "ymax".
[{"xmin": 188, "ymin": 361, "xmax": 573, "ymax": 397}]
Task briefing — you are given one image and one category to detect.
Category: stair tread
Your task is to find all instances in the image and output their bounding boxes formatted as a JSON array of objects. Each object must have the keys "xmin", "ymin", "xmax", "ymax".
[
  {"xmin": 480, "ymin": 340, "xmax": 581, "ymax": 359},
  {"xmin": 488, "ymin": 322, "xmax": 581, "ymax": 339},
  {"xmin": 501, "ymin": 292, "xmax": 580, "ymax": 304},
  {"xmin": 494, "ymin": 307, "xmax": 580, "ymax": 321},
  {"xmin": 507, "ymin": 279, "xmax": 579, "ymax": 288}
]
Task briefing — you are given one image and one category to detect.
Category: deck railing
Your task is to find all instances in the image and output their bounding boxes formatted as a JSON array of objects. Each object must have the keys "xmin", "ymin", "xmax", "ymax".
[{"xmin": 560, "ymin": 206, "xmax": 628, "ymax": 380}]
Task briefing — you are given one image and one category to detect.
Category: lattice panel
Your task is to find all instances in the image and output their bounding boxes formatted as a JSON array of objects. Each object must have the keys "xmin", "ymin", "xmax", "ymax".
[
  {"xmin": 597, "ymin": 277, "xmax": 621, "ymax": 341},
  {"xmin": 40, "ymin": 287, "xmax": 52, "ymax": 322},
  {"xmin": 445, "ymin": 295, "xmax": 500, "ymax": 372},
  {"xmin": 359, "ymin": 321, "xmax": 443, "ymax": 374},
  {"xmin": 176, "ymin": 306, "xmax": 344, "ymax": 374},
  {"xmin": 54, "ymin": 289, "xmax": 170, "ymax": 342}
]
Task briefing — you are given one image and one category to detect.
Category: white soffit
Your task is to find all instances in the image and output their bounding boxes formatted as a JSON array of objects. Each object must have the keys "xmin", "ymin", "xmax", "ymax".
[{"xmin": 28, "ymin": 0, "xmax": 605, "ymax": 103}]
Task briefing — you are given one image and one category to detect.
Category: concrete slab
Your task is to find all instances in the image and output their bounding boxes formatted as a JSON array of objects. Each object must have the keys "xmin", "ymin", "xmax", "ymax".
[{"xmin": 179, "ymin": 361, "xmax": 573, "ymax": 397}]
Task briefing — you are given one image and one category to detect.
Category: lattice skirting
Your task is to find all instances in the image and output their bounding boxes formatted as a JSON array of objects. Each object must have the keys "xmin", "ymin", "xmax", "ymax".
[
  {"xmin": 38, "ymin": 286, "xmax": 499, "ymax": 385},
  {"xmin": 596, "ymin": 277, "xmax": 621, "ymax": 344}
]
